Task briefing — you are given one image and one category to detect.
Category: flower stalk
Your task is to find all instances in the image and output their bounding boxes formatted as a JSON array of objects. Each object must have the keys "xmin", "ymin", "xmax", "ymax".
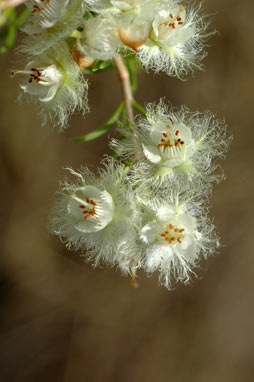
[{"xmin": 113, "ymin": 54, "xmax": 134, "ymax": 123}]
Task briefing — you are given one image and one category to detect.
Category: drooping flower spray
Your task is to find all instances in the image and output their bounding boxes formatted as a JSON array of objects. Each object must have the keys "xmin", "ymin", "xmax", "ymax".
[{"xmin": 9, "ymin": 0, "xmax": 231, "ymax": 289}]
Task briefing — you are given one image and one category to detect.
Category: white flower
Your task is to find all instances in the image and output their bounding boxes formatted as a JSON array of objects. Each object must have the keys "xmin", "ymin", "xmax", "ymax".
[
  {"xmin": 20, "ymin": 0, "xmax": 84, "ymax": 54},
  {"xmin": 49, "ymin": 158, "xmax": 138, "ymax": 273},
  {"xmin": 141, "ymin": 119, "xmax": 196, "ymax": 169},
  {"xmin": 111, "ymin": 100, "xmax": 230, "ymax": 187},
  {"xmin": 76, "ymin": 16, "xmax": 119, "ymax": 60},
  {"xmin": 138, "ymin": 187, "xmax": 218, "ymax": 289},
  {"xmin": 137, "ymin": 4, "xmax": 212, "ymax": 78},
  {"xmin": 150, "ymin": 7, "xmax": 192, "ymax": 46},
  {"xmin": 68, "ymin": 186, "xmax": 115, "ymax": 233},
  {"xmin": 12, "ymin": 42, "xmax": 88, "ymax": 129}
]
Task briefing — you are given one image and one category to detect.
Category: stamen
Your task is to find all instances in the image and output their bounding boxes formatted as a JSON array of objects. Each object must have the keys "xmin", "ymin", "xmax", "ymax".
[
  {"xmin": 159, "ymin": 223, "xmax": 185, "ymax": 245},
  {"xmin": 157, "ymin": 128, "xmax": 185, "ymax": 151},
  {"xmin": 71, "ymin": 194, "xmax": 98, "ymax": 221},
  {"xmin": 71, "ymin": 195, "xmax": 94, "ymax": 208},
  {"xmin": 32, "ymin": 0, "xmax": 51, "ymax": 13}
]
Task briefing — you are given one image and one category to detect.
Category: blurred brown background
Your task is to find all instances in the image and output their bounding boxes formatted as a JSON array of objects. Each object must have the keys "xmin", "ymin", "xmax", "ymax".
[{"xmin": 0, "ymin": 0, "xmax": 253, "ymax": 381}]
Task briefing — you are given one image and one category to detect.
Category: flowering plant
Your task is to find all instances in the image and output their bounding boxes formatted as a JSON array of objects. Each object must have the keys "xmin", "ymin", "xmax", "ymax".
[{"xmin": 4, "ymin": 0, "xmax": 231, "ymax": 289}]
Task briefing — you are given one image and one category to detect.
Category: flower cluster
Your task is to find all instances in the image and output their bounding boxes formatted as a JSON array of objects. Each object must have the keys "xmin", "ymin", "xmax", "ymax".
[
  {"xmin": 10, "ymin": 1, "xmax": 231, "ymax": 289},
  {"xmin": 12, "ymin": 0, "xmax": 212, "ymax": 128},
  {"xmin": 49, "ymin": 99, "xmax": 230, "ymax": 289},
  {"xmin": 49, "ymin": 156, "xmax": 219, "ymax": 289},
  {"xmin": 76, "ymin": 0, "xmax": 211, "ymax": 78}
]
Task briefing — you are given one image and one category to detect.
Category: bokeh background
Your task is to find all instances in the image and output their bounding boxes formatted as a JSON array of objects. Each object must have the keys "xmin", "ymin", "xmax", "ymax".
[{"xmin": 0, "ymin": 0, "xmax": 253, "ymax": 381}]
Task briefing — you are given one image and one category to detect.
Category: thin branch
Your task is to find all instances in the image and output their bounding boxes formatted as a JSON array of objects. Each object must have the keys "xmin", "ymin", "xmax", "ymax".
[
  {"xmin": 0, "ymin": 0, "xmax": 26, "ymax": 9},
  {"xmin": 113, "ymin": 54, "xmax": 134, "ymax": 123}
]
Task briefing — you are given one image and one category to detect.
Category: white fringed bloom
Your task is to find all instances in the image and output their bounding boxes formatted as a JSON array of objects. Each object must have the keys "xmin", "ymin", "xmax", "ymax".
[
  {"xmin": 12, "ymin": 42, "xmax": 88, "ymax": 129},
  {"xmin": 137, "ymin": 3, "xmax": 211, "ymax": 78},
  {"xmin": 138, "ymin": 185, "xmax": 218, "ymax": 289},
  {"xmin": 111, "ymin": 100, "xmax": 230, "ymax": 187},
  {"xmin": 20, "ymin": 0, "xmax": 84, "ymax": 54},
  {"xmin": 76, "ymin": 16, "xmax": 120, "ymax": 61},
  {"xmin": 49, "ymin": 159, "xmax": 138, "ymax": 273}
]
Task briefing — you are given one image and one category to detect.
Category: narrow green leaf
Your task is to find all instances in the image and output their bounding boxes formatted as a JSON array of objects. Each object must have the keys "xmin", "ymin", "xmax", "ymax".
[
  {"xmin": 107, "ymin": 102, "xmax": 124, "ymax": 124},
  {"xmin": 71, "ymin": 123, "xmax": 113, "ymax": 142},
  {"xmin": 132, "ymin": 100, "xmax": 147, "ymax": 117},
  {"xmin": 71, "ymin": 102, "xmax": 124, "ymax": 142}
]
